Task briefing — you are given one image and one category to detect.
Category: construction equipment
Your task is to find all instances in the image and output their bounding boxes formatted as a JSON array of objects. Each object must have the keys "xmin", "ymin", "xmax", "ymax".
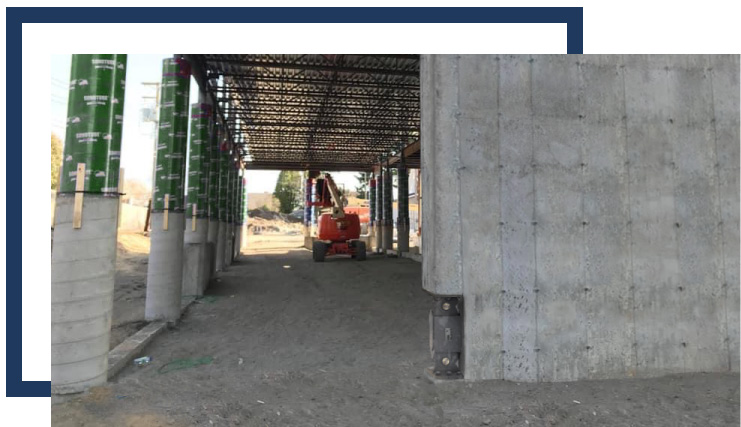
[{"xmin": 309, "ymin": 173, "xmax": 366, "ymax": 262}]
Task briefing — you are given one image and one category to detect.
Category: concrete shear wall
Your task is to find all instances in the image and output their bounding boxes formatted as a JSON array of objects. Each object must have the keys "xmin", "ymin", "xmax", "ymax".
[{"xmin": 421, "ymin": 54, "xmax": 740, "ymax": 381}]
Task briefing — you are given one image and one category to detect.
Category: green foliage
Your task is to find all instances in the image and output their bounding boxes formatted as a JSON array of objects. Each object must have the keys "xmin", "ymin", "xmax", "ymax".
[
  {"xmin": 273, "ymin": 171, "xmax": 302, "ymax": 214},
  {"xmin": 51, "ymin": 133, "xmax": 63, "ymax": 190}
]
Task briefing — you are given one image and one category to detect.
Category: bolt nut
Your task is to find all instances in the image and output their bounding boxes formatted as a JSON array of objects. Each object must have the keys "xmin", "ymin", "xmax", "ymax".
[
  {"xmin": 442, "ymin": 302, "xmax": 451, "ymax": 311},
  {"xmin": 442, "ymin": 357, "xmax": 451, "ymax": 366}
]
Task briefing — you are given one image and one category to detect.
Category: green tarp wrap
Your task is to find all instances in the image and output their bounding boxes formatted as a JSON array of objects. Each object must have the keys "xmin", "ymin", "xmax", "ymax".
[
  {"xmin": 153, "ymin": 57, "xmax": 191, "ymax": 212},
  {"xmin": 61, "ymin": 54, "xmax": 127, "ymax": 194},
  {"xmin": 218, "ymin": 139, "xmax": 230, "ymax": 221},
  {"xmin": 226, "ymin": 164, "xmax": 234, "ymax": 224},
  {"xmin": 397, "ymin": 165, "xmax": 409, "ymax": 229},
  {"xmin": 186, "ymin": 103, "xmax": 211, "ymax": 217},
  {"xmin": 234, "ymin": 171, "xmax": 242, "ymax": 225},
  {"xmin": 208, "ymin": 124, "xmax": 221, "ymax": 218},
  {"xmin": 240, "ymin": 176, "xmax": 248, "ymax": 225}
]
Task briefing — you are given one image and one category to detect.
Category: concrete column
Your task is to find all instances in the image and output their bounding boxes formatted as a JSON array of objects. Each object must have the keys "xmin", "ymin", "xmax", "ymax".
[
  {"xmin": 206, "ymin": 121, "xmax": 220, "ymax": 278},
  {"xmin": 382, "ymin": 165, "xmax": 393, "ymax": 251},
  {"xmin": 145, "ymin": 56, "xmax": 191, "ymax": 322},
  {"xmin": 421, "ymin": 54, "xmax": 740, "ymax": 382},
  {"xmin": 233, "ymin": 170, "xmax": 244, "ymax": 259},
  {"xmin": 215, "ymin": 133, "xmax": 229, "ymax": 272},
  {"xmin": 374, "ymin": 169, "xmax": 384, "ymax": 252},
  {"xmin": 224, "ymin": 162, "xmax": 234, "ymax": 267},
  {"xmin": 368, "ymin": 177, "xmax": 377, "ymax": 246},
  {"xmin": 182, "ymin": 102, "xmax": 211, "ymax": 297},
  {"xmin": 304, "ymin": 175, "xmax": 313, "ymax": 238},
  {"xmin": 207, "ymin": 216, "xmax": 218, "ymax": 275},
  {"xmin": 52, "ymin": 54, "xmax": 127, "ymax": 394},
  {"xmin": 397, "ymin": 164, "xmax": 410, "ymax": 253}
]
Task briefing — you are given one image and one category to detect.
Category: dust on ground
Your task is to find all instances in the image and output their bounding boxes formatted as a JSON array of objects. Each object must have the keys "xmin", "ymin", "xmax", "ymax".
[{"xmin": 54, "ymin": 234, "xmax": 740, "ymax": 426}]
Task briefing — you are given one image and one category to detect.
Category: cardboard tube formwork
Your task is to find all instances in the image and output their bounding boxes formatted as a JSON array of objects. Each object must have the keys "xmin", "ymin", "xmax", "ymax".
[
  {"xmin": 145, "ymin": 57, "xmax": 190, "ymax": 321},
  {"xmin": 51, "ymin": 54, "xmax": 127, "ymax": 394}
]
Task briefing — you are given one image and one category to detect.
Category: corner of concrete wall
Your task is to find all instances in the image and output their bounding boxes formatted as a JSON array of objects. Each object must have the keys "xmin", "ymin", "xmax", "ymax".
[{"xmin": 421, "ymin": 54, "xmax": 463, "ymax": 297}]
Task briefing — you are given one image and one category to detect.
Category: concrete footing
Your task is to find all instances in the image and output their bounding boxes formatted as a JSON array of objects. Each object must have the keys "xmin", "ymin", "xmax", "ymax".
[
  {"xmin": 382, "ymin": 225, "xmax": 393, "ymax": 251},
  {"xmin": 215, "ymin": 221, "xmax": 226, "ymax": 272},
  {"xmin": 145, "ymin": 212, "xmax": 185, "ymax": 322},
  {"xmin": 183, "ymin": 217, "xmax": 209, "ymax": 297},
  {"xmin": 397, "ymin": 225, "xmax": 410, "ymax": 253},
  {"xmin": 225, "ymin": 223, "xmax": 234, "ymax": 266},
  {"xmin": 234, "ymin": 225, "xmax": 243, "ymax": 259},
  {"xmin": 207, "ymin": 219, "xmax": 218, "ymax": 277},
  {"xmin": 375, "ymin": 223, "xmax": 384, "ymax": 253},
  {"xmin": 51, "ymin": 194, "xmax": 119, "ymax": 394}
]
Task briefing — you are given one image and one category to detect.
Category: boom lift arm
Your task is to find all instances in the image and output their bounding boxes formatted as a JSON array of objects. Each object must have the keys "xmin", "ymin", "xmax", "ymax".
[{"xmin": 311, "ymin": 173, "xmax": 347, "ymax": 219}]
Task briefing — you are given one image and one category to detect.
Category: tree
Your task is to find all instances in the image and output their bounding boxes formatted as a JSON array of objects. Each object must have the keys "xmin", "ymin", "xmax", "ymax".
[
  {"xmin": 273, "ymin": 171, "xmax": 302, "ymax": 214},
  {"xmin": 354, "ymin": 173, "xmax": 369, "ymax": 199},
  {"xmin": 51, "ymin": 133, "xmax": 63, "ymax": 189}
]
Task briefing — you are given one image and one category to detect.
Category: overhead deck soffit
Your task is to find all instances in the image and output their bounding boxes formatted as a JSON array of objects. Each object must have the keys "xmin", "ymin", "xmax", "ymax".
[{"xmin": 193, "ymin": 54, "xmax": 420, "ymax": 171}]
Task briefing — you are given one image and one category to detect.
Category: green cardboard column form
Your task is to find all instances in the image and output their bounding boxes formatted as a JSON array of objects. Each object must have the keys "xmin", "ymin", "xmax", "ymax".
[
  {"xmin": 218, "ymin": 138, "xmax": 230, "ymax": 222},
  {"xmin": 241, "ymin": 175, "xmax": 248, "ymax": 225},
  {"xmin": 61, "ymin": 54, "xmax": 127, "ymax": 194},
  {"xmin": 208, "ymin": 124, "xmax": 221, "ymax": 218},
  {"xmin": 233, "ymin": 168, "xmax": 241, "ymax": 225},
  {"xmin": 226, "ymin": 163, "xmax": 234, "ymax": 224},
  {"xmin": 186, "ymin": 103, "xmax": 211, "ymax": 217},
  {"xmin": 152, "ymin": 57, "xmax": 191, "ymax": 212}
]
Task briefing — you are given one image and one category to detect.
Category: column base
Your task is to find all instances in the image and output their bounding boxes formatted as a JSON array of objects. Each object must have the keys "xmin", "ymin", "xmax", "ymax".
[
  {"xmin": 145, "ymin": 212, "xmax": 185, "ymax": 322},
  {"xmin": 52, "ymin": 194, "xmax": 118, "ymax": 394},
  {"xmin": 382, "ymin": 224, "xmax": 393, "ymax": 251},
  {"xmin": 397, "ymin": 224, "xmax": 410, "ymax": 253}
]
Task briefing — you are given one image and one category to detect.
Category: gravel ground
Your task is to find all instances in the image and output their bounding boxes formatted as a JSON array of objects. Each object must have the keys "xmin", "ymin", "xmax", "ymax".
[{"xmin": 53, "ymin": 235, "xmax": 740, "ymax": 427}]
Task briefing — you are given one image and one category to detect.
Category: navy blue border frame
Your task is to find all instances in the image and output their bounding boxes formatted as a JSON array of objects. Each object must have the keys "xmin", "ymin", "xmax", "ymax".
[{"xmin": 6, "ymin": 6, "xmax": 582, "ymax": 398}]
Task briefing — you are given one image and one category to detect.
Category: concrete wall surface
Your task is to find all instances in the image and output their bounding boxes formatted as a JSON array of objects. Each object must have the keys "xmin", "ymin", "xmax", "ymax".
[{"xmin": 421, "ymin": 54, "xmax": 740, "ymax": 381}]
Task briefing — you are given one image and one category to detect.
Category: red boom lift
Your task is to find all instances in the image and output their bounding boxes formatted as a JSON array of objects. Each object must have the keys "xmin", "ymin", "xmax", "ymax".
[{"xmin": 309, "ymin": 173, "xmax": 366, "ymax": 262}]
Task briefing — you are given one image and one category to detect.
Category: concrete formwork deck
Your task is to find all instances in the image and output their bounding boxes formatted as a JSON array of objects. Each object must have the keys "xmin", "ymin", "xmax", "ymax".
[{"xmin": 52, "ymin": 236, "xmax": 739, "ymax": 426}]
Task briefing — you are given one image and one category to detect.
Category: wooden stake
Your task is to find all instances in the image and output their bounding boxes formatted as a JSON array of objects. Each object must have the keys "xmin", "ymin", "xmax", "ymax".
[
  {"xmin": 144, "ymin": 198, "xmax": 152, "ymax": 232},
  {"xmin": 163, "ymin": 194, "xmax": 169, "ymax": 231},
  {"xmin": 192, "ymin": 203, "xmax": 197, "ymax": 231},
  {"xmin": 73, "ymin": 163, "xmax": 85, "ymax": 229}
]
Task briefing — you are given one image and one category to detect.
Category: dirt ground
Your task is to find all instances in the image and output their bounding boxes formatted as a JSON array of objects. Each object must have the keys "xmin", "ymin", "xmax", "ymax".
[
  {"xmin": 110, "ymin": 232, "xmax": 151, "ymax": 349},
  {"xmin": 54, "ymin": 234, "xmax": 739, "ymax": 426}
]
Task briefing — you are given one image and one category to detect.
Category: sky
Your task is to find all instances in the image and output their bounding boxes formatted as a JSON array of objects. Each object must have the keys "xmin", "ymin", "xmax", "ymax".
[{"xmin": 51, "ymin": 54, "xmax": 361, "ymax": 194}]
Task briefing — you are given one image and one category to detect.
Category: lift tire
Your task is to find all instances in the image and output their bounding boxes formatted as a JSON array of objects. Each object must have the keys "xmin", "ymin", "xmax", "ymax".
[
  {"xmin": 356, "ymin": 241, "xmax": 367, "ymax": 261},
  {"xmin": 313, "ymin": 241, "xmax": 326, "ymax": 262}
]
